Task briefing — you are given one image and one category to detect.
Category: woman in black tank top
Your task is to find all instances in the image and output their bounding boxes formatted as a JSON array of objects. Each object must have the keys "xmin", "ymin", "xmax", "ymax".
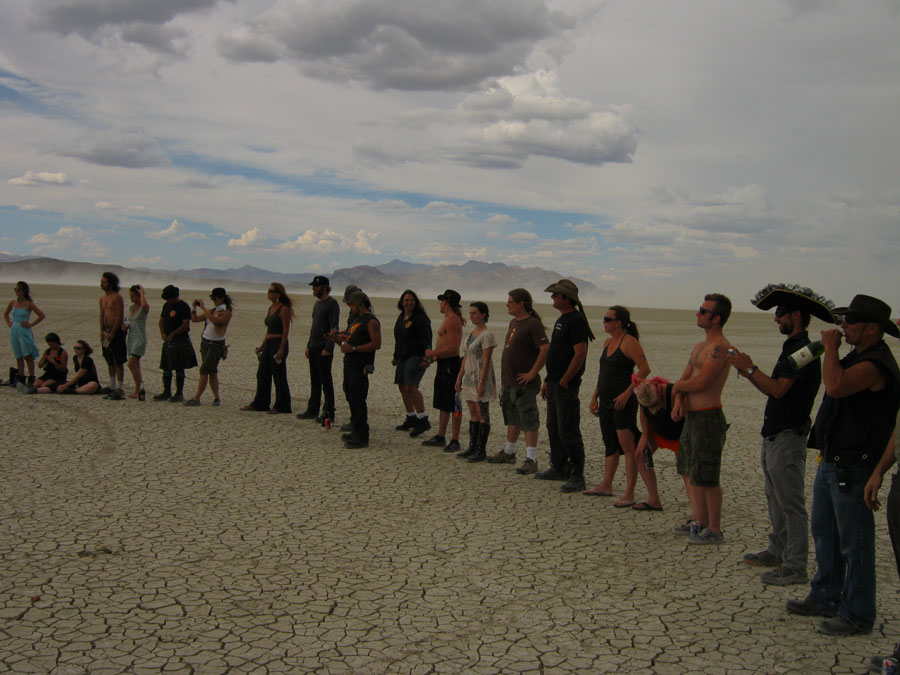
[{"xmin": 585, "ymin": 306, "xmax": 651, "ymax": 504}]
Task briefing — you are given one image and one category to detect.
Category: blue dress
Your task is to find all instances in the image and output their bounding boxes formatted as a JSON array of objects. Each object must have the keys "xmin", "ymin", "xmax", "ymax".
[{"xmin": 9, "ymin": 306, "xmax": 39, "ymax": 359}]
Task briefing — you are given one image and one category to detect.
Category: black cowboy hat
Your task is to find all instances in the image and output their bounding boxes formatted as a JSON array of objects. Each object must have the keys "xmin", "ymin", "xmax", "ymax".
[
  {"xmin": 751, "ymin": 283, "xmax": 837, "ymax": 324},
  {"xmin": 833, "ymin": 294, "xmax": 900, "ymax": 338}
]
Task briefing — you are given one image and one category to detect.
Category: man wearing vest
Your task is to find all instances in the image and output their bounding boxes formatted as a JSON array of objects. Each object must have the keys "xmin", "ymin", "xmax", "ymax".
[{"xmin": 786, "ymin": 295, "xmax": 900, "ymax": 636}]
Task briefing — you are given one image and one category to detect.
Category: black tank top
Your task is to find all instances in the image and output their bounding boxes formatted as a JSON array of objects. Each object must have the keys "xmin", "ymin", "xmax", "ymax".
[{"xmin": 597, "ymin": 338, "xmax": 635, "ymax": 402}]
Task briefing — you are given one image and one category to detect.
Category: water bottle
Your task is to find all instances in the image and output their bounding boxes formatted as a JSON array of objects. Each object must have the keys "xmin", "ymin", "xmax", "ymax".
[
  {"xmin": 643, "ymin": 447, "xmax": 654, "ymax": 469},
  {"xmin": 453, "ymin": 393, "xmax": 462, "ymax": 418},
  {"xmin": 788, "ymin": 340, "xmax": 824, "ymax": 370}
]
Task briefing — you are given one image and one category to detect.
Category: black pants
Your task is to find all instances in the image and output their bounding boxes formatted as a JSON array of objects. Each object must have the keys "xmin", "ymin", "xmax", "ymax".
[
  {"xmin": 306, "ymin": 346, "xmax": 335, "ymax": 417},
  {"xmin": 346, "ymin": 360, "xmax": 370, "ymax": 441},
  {"xmin": 250, "ymin": 338, "xmax": 291, "ymax": 413},
  {"xmin": 546, "ymin": 380, "xmax": 585, "ymax": 476},
  {"xmin": 889, "ymin": 472, "xmax": 900, "ymax": 582}
]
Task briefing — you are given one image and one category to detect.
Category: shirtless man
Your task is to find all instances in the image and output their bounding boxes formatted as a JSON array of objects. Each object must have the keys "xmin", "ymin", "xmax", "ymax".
[
  {"xmin": 421, "ymin": 290, "xmax": 464, "ymax": 452},
  {"xmin": 671, "ymin": 293, "xmax": 733, "ymax": 544},
  {"xmin": 99, "ymin": 272, "xmax": 126, "ymax": 400}
]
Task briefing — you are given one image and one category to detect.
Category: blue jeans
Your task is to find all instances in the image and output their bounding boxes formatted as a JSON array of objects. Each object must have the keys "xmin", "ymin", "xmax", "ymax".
[{"xmin": 808, "ymin": 461, "xmax": 876, "ymax": 630}]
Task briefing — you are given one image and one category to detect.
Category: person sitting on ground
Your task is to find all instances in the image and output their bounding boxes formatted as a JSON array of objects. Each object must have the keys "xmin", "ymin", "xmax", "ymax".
[
  {"xmin": 56, "ymin": 340, "xmax": 100, "ymax": 395},
  {"xmin": 33, "ymin": 333, "xmax": 68, "ymax": 394}
]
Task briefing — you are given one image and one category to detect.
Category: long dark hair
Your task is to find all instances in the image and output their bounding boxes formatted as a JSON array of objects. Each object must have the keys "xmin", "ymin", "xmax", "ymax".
[
  {"xmin": 270, "ymin": 282, "xmax": 295, "ymax": 317},
  {"xmin": 76, "ymin": 340, "xmax": 93, "ymax": 356},
  {"xmin": 102, "ymin": 271, "xmax": 120, "ymax": 292},
  {"xmin": 509, "ymin": 288, "xmax": 541, "ymax": 322},
  {"xmin": 15, "ymin": 281, "xmax": 32, "ymax": 301},
  {"xmin": 609, "ymin": 305, "xmax": 639, "ymax": 339},
  {"xmin": 214, "ymin": 293, "xmax": 233, "ymax": 311},
  {"xmin": 398, "ymin": 289, "xmax": 425, "ymax": 315}
]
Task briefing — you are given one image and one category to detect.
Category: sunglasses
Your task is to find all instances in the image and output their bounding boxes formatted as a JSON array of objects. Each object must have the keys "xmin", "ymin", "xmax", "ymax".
[
  {"xmin": 73, "ymin": 346, "xmax": 83, "ymax": 351},
  {"xmin": 843, "ymin": 314, "xmax": 869, "ymax": 325},
  {"xmin": 602, "ymin": 316, "xmax": 619, "ymax": 323},
  {"xmin": 698, "ymin": 307, "xmax": 718, "ymax": 317},
  {"xmin": 774, "ymin": 306, "xmax": 794, "ymax": 318}
]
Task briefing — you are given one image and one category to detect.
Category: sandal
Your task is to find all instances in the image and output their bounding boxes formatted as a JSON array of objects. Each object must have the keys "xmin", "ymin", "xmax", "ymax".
[{"xmin": 632, "ymin": 501, "xmax": 664, "ymax": 511}]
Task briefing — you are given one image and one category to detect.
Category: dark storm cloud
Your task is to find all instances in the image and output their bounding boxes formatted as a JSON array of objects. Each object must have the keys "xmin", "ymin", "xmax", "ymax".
[
  {"xmin": 31, "ymin": 0, "xmax": 227, "ymax": 37},
  {"xmin": 56, "ymin": 130, "xmax": 170, "ymax": 169},
  {"xmin": 218, "ymin": 0, "xmax": 575, "ymax": 91}
]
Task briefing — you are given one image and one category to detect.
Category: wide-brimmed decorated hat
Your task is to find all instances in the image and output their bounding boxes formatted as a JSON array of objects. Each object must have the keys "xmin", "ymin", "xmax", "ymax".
[
  {"xmin": 833, "ymin": 294, "xmax": 900, "ymax": 338},
  {"xmin": 751, "ymin": 283, "xmax": 837, "ymax": 324}
]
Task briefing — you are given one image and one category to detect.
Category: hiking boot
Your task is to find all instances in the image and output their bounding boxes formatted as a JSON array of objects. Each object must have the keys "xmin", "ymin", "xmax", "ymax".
[
  {"xmin": 560, "ymin": 476, "xmax": 587, "ymax": 493},
  {"xmin": 785, "ymin": 598, "xmax": 836, "ymax": 618},
  {"xmin": 421, "ymin": 435, "xmax": 445, "ymax": 447},
  {"xmin": 516, "ymin": 458, "xmax": 538, "ymax": 475},
  {"xmin": 816, "ymin": 616, "xmax": 870, "ymax": 636},
  {"xmin": 760, "ymin": 567, "xmax": 808, "ymax": 586},
  {"xmin": 183, "ymin": 398, "xmax": 201, "ymax": 407},
  {"xmin": 442, "ymin": 440, "xmax": 461, "ymax": 453},
  {"xmin": 168, "ymin": 393, "xmax": 184, "ymax": 403},
  {"xmin": 152, "ymin": 391, "xmax": 171, "ymax": 401},
  {"xmin": 295, "ymin": 410, "xmax": 318, "ymax": 420},
  {"xmin": 340, "ymin": 422, "xmax": 354, "ymax": 432},
  {"xmin": 535, "ymin": 465, "xmax": 567, "ymax": 481},
  {"xmin": 743, "ymin": 550, "xmax": 781, "ymax": 567},
  {"xmin": 395, "ymin": 416, "xmax": 416, "ymax": 431},
  {"xmin": 689, "ymin": 528, "xmax": 724, "ymax": 544},
  {"xmin": 409, "ymin": 416, "xmax": 431, "ymax": 438},
  {"xmin": 487, "ymin": 449, "xmax": 516, "ymax": 464},
  {"xmin": 344, "ymin": 436, "xmax": 369, "ymax": 449}
]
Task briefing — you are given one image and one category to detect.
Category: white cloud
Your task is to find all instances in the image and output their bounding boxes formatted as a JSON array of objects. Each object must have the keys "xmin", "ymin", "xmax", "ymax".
[
  {"xmin": 28, "ymin": 226, "xmax": 111, "ymax": 258},
  {"xmin": 280, "ymin": 228, "xmax": 380, "ymax": 254},
  {"xmin": 95, "ymin": 201, "xmax": 114, "ymax": 209},
  {"xmin": 507, "ymin": 231, "xmax": 540, "ymax": 243},
  {"xmin": 19, "ymin": 205, "xmax": 39, "ymax": 211},
  {"xmin": 8, "ymin": 171, "xmax": 70, "ymax": 187},
  {"xmin": 485, "ymin": 214, "xmax": 515, "ymax": 224},
  {"xmin": 144, "ymin": 219, "xmax": 205, "ymax": 241},
  {"xmin": 227, "ymin": 226, "xmax": 265, "ymax": 248}
]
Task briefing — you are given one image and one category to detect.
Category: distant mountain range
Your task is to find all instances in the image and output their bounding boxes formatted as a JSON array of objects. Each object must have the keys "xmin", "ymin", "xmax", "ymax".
[{"xmin": 0, "ymin": 255, "xmax": 610, "ymax": 302}]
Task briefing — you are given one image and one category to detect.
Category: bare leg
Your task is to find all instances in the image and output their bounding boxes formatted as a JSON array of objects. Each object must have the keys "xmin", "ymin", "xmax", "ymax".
[
  {"xmin": 451, "ymin": 413, "xmax": 462, "ymax": 441},
  {"xmin": 193, "ymin": 372, "xmax": 209, "ymax": 401},
  {"xmin": 411, "ymin": 386, "xmax": 425, "ymax": 414},
  {"xmin": 399, "ymin": 385, "xmax": 414, "ymax": 413},
  {"xmin": 616, "ymin": 429, "xmax": 638, "ymax": 505},
  {"xmin": 636, "ymin": 448, "xmax": 663, "ymax": 508},
  {"xmin": 24, "ymin": 356, "xmax": 35, "ymax": 378},
  {"xmin": 466, "ymin": 400, "xmax": 483, "ymax": 423},
  {"xmin": 209, "ymin": 373, "xmax": 220, "ymax": 400},
  {"xmin": 701, "ymin": 485, "xmax": 723, "ymax": 532},
  {"xmin": 15, "ymin": 357, "xmax": 25, "ymax": 380},
  {"xmin": 523, "ymin": 429, "xmax": 538, "ymax": 447},
  {"xmin": 437, "ymin": 410, "xmax": 450, "ymax": 437},
  {"xmin": 127, "ymin": 356, "xmax": 142, "ymax": 397},
  {"xmin": 685, "ymin": 478, "xmax": 706, "ymax": 526},
  {"xmin": 596, "ymin": 453, "xmax": 620, "ymax": 493},
  {"xmin": 506, "ymin": 425, "xmax": 521, "ymax": 443}
]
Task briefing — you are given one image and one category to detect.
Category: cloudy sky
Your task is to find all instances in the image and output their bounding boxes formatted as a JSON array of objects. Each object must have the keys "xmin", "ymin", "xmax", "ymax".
[{"xmin": 1, "ymin": 0, "xmax": 898, "ymax": 309}]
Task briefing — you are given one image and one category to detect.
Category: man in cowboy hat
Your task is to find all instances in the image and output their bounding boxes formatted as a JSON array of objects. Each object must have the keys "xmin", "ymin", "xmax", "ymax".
[
  {"xmin": 536, "ymin": 280, "xmax": 595, "ymax": 492},
  {"xmin": 730, "ymin": 284, "xmax": 836, "ymax": 586},
  {"xmin": 786, "ymin": 295, "xmax": 900, "ymax": 636},
  {"xmin": 296, "ymin": 275, "xmax": 340, "ymax": 425}
]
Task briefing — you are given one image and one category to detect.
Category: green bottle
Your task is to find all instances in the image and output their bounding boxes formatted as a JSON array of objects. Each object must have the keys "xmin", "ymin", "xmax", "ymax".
[{"xmin": 788, "ymin": 340, "xmax": 824, "ymax": 370}]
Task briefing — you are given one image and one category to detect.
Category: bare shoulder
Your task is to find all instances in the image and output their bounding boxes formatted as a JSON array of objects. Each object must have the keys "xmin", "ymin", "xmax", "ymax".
[{"xmin": 702, "ymin": 337, "xmax": 731, "ymax": 364}]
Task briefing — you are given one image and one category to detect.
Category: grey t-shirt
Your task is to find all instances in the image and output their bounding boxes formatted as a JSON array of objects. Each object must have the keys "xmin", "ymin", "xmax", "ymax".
[{"xmin": 309, "ymin": 296, "xmax": 340, "ymax": 353}]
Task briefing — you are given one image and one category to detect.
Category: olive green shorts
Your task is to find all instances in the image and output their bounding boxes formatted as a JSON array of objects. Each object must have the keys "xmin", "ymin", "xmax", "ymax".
[
  {"xmin": 499, "ymin": 385, "xmax": 541, "ymax": 432},
  {"xmin": 676, "ymin": 408, "xmax": 729, "ymax": 488}
]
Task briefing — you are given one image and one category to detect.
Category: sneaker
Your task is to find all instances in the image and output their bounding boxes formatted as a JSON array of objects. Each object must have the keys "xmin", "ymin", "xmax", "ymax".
[
  {"xmin": 442, "ymin": 440, "xmax": 461, "ymax": 453},
  {"xmin": 816, "ymin": 616, "xmax": 870, "ymax": 636},
  {"xmin": 395, "ymin": 416, "xmax": 416, "ymax": 431},
  {"xmin": 183, "ymin": 399, "xmax": 201, "ymax": 407},
  {"xmin": 743, "ymin": 550, "xmax": 781, "ymax": 567},
  {"xmin": 295, "ymin": 410, "xmax": 318, "ymax": 420},
  {"xmin": 487, "ymin": 450, "xmax": 516, "ymax": 464},
  {"xmin": 689, "ymin": 528, "xmax": 724, "ymax": 544},
  {"xmin": 152, "ymin": 392, "xmax": 172, "ymax": 401},
  {"xmin": 535, "ymin": 465, "xmax": 568, "ymax": 481},
  {"xmin": 673, "ymin": 519, "xmax": 696, "ymax": 535},
  {"xmin": 516, "ymin": 458, "xmax": 538, "ymax": 475},
  {"xmin": 421, "ymin": 435, "xmax": 446, "ymax": 447},
  {"xmin": 409, "ymin": 417, "xmax": 431, "ymax": 438},
  {"xmin": 212, "ymin": 399, "xmax": 221, "ymax": 407},
  {"xmin": 785, "ymin": 598, "xmax": 836, "ymax": 617},
  {"xmin": 760, "ymin": 567, "xmax": 808, "ymax": 586},
  {"xmin": 560, "ymin": 476, "xmax": 587, "ymax": 493},
  {"xmin": 869, "ymin": 646, "xmax": 900, "ymax": 674},
  {"xmin": 168, "ymin": 393, "xmax": 184, "ymax": 403}
]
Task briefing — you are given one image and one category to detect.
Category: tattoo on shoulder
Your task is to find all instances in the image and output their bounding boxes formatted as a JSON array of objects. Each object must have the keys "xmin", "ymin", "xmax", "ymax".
[{"xmin": 712, "ymin": 345, "xmax": 721, "ymax": 359}]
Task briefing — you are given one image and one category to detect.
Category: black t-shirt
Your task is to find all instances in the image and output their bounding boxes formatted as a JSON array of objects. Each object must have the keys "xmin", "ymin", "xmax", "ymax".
[
  {"xmin": 393, "ymin": 310, "xmax": 431, "ymax": 360},
  {"xmin": 161, "ymin": 300, "xmax": 191, "ymax": 339},
  {"xmin": 761, "ymin": 331, "xmax": 821, "ymax": 436},
  {"xmin": 545, "ymin": 310, "xmax": 589, "ymax": 384}
]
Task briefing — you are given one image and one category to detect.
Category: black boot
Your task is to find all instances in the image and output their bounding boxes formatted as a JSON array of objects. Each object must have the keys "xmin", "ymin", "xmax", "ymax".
[
  {"xmin": 467, "ymin": 423, "xmax": 489, "ymax": 462},
  {"xmin": 153, "ymin": 372, "xmax": 173, "ymax": 401},
  {"xmin": 457, "ymin": 421, "xmax": 479, "ymax": 459},
  {"xmin": 409, "ymin": 415, "xmax": 431, "ymax": 438}
]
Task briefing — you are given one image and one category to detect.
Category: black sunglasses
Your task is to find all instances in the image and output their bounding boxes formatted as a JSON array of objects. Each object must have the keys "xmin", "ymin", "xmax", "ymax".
[
  {"xmin": 698, "ymin": 307, "xmax": 718, "ymax": 317},
  {"xmin": 602, "ymin": 316, "xmax": 619, "ymax": 323}
]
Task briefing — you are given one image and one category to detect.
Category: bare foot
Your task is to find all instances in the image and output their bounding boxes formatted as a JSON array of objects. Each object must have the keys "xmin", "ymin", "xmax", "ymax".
[{"xmin": 127, "ymin": 392, "xmax": 139, "ymax": 399}]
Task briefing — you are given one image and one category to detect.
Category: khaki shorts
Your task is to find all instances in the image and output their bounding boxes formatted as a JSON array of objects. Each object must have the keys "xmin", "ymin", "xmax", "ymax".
[
  {"xmin": 677, "ymin": 408, "xmax": 729, "ymax": 488},
  {"xmin": 499, "ymin": 385, "xmax": 540, "ymax": 432}
]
